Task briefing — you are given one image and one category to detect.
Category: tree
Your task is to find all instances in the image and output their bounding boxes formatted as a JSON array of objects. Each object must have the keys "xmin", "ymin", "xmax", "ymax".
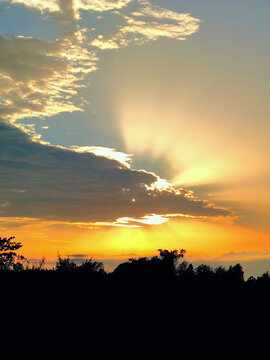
[
  {"xmin": 55, "ymin": 253, "xmax": 77, "ymax": 272},
  {"xmin": 157, "ymin": 249, "xmax": 186, "ymax": 275},
  {"xmin": 79, "ymin": 258, "xmax": 105, "ymax": 274},
  {"xmin": 228, "ymin": 264, "xmax": 244, "ymax": 283},
  {"xmin": 0, "ymin": 236, "xmax": 27, "ymax": 271},
  {"xmin": 158, "ymin": 249, "xmax": 186, "ymax": 262},
  {"xmin": 194, "ymin": 264, "xmax": 214, "ymax": 283}
]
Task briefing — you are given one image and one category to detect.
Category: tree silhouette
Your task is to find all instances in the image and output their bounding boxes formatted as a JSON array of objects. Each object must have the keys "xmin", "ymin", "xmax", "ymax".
[
  {"xmin": 55, "ymin": 253, "xmax": 77, "ymax": 272},
  {"xmin": 227, "ymin": 264, "xmax": 244, "ymax": 283},
  {"xmin": 158, "ymin": 249, "xmax": 186, "ymax": 263},
  {"xmin": 112, "ymin": 249, "xmax": 187, "ymax": 286},
  {"xmin": 79, "ymin": 258, "xmax": 105, "ymax": 274},
  {"xmin": 0, "ymin": 236, "xmax": 27, "ymax": 270},
  {"xmin": 157, "ymin": 248, "xmax": 186, "ymax": 276}
]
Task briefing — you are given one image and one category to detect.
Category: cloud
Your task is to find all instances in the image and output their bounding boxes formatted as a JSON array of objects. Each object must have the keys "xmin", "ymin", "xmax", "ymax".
[
  {"xmin": 8, "ymin": 0, "xmax": 200, "ymax": 42},
  {"xmin": 74, "ymin": 0, "xmax": 133, "ymax": 13},
  {"xmin": 91, "ymin": 36, "xmax": 120, "ymax": 50},
  {"xmin": 90, "ymin": 0, "xmax": 200, "ymax": 49},
  {"xmin": 0, "ymin": 120, "xmax": 232, "ymax": 224},
  {"xmin": 0, "ymin": 1, "xmax": 222, "ymax": 228},
  {"xmin": 0, "ymin": 30, "xmax": 97, "ymax": 123},
  {"xmin": 9, "ymin": 0, "xmax": 59, "ymax": 13},
  {"xmin": 8, "ymin": 0, "xmax": 133, "ymax": 22},
  {"xmin": 70, "ymin": 145, "xmax": 133, "ymax": 168},
  {"xmin": 58, "ymin": 0, "xmax": 76, "ymax": 24},
  {"xmin": 0, "ymin": 1, "xmax": 200, "ymax": 133}
]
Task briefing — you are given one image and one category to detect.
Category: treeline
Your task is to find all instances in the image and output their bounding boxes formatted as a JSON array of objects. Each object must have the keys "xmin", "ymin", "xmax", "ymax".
[
  {"xmin": 2, "ymin": 236, "xmax": 269, "ymax": 334},
  {"xmin": 1, "ymin": 236, "xmax": 270, "ymax": 294}
]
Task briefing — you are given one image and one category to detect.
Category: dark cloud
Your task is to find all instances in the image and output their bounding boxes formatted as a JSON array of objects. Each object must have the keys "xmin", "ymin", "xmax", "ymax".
[{"xmin": 0, "ymin": 120, "xmax": 231, "ymax": 223}]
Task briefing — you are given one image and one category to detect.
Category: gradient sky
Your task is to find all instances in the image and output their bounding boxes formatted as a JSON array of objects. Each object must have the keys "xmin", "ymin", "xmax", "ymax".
[{"xmin": 0, "ymin": 0, "xmax": 270, "ymax": 277}]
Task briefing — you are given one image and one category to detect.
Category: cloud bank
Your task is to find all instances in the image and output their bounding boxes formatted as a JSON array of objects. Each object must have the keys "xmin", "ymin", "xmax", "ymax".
[{"xmin": 0, "ymin": 119, "xmax": 232, "ymax": 225}]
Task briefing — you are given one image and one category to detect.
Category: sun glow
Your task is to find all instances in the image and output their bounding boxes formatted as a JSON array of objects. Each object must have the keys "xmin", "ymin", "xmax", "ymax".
[
  {"xmin": 70, "ymin": 146, "xmax": 133, "ymax": 168},
  {"xmin": 145, "ymin": 175, "xmax": 173, "ymax": 192},
  {"xmin": 114, "ymin": 79, "xmax": 265, "ymax": 188},
  {"xmin": 62, "ymin": 214, "xmax": 169, "ymax": 229},
  {"xmin": 116, "ymin": 214, "xmax": 169, "ymax": 226}
]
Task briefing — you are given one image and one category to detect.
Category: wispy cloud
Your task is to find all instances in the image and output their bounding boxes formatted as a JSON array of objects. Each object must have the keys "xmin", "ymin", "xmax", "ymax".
[
  {"xmin": 91, "ymin": 0, "xmax": 200, "ymax": 49},
  {"xmin": 7, "ymin": 0, "xmax": 200, "ymax": 43}
]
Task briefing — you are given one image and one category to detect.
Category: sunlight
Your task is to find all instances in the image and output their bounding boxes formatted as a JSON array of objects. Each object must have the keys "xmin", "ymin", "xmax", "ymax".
[
  {"xmin": 115, "ymin": 214, "xmax": 169, "ymax": 226},
  {"xmin": 145, "ymin": 176, "xmax": 173, "ymax": 192},
  {"xmin": 117, "ymin": 91, "xmax": 265, "ymax": 187},
  {"xmin": 70, "ymin": 146, "xmax": 133, "ymax": 168}
]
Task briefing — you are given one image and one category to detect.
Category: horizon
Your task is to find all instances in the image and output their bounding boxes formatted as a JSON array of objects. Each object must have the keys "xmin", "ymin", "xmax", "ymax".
[{"xmin": 0, "ymin": 0, "xmax": 270, "ymax": 279}]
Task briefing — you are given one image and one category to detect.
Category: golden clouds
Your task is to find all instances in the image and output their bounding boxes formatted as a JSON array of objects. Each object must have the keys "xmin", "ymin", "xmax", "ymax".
[
  {"xmin": 91, "ymin": 37, "xmax": 120, "ymax": 50},
  {"xmin": 0, "ymin": 1, "xmax": 200, "ymax": 143},
  {"xmin": 91, "ymin": 1, "xmax": 200, "ymax": 49},
  {"xmin": 9, "ymin": 0, "xmax": 133, "ymax": 22},
  {"xmin": 74, "ymin": 0, "xmax": 133, "ymax": 13},
  {"xmin": 10, "ymin": 0, "xmax": 59, "ymax": 13},
  {"xmin": 60, "ymin": 211, "xmax": 236, "ymax": 229},
  {"xmin": 0, "ymin": 30, "xmax": 97, "ymax": 124}
]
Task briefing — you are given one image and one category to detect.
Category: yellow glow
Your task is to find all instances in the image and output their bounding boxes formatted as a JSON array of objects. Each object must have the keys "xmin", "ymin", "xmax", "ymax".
[
  {"xmin": 6, "ymin": 217, "xmax": 269, "ymax": 268},
  {"xmin": 116, "ymin": 214, "xmax": 169, "ymax": 226},
  {"xmin": 59, "ymin": 214, "xmax": 169, "ymax": 228},
  {"xmin": 117, "ymin": 101, "xmax": 265, "ymax": 186}
]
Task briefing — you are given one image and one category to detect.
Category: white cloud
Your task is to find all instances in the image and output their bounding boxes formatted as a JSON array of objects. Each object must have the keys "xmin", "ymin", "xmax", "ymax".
[{"xmin": 70, "ymin": 145, "xmax": 133, "ymax": 168}]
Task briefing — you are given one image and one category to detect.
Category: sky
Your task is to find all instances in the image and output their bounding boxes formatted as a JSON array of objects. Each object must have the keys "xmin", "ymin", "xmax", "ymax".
[{"xmin": 0, "ymin": 0, "xmax": 270, "ymax": 277}]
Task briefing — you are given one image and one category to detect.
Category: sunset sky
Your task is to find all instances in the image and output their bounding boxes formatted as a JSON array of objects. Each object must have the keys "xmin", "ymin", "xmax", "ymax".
[{"xmin": 0, "ymin": 0, "xmax": 270, "ymax": 277}]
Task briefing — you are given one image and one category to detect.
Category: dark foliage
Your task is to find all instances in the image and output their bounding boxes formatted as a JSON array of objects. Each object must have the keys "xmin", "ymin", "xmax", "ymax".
[
  {"xmin": 1, "ymin": 236, "xmax": 270, "ymax": 325},
  {"xmin": 0, "ymin": 236, "xmax": 27, "ymax": 270}
]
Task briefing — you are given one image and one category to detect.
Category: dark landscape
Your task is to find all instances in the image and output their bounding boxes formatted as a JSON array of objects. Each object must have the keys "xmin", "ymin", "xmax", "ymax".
[{"xmin": 2, "ymin": 236, "xmax": 270, "ymax": 312}]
